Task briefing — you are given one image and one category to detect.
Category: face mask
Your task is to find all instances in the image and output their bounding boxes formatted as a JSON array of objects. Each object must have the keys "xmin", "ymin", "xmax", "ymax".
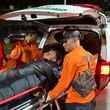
[{"xmin": 3, "ymin": 38, "xmax": 11, "ymax": 44}]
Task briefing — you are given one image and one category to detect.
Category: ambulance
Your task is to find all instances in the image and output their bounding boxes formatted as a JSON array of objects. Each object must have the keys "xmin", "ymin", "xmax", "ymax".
[{"xmin": 0, "ymin": 4, "xmax": 110, "ymax": 109}]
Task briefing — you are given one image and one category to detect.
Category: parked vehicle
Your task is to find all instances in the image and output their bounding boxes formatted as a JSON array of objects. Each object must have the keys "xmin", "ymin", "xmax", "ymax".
[{"xmin": 0, "ymin": 4, "xmax": 110, "ymax": 109}]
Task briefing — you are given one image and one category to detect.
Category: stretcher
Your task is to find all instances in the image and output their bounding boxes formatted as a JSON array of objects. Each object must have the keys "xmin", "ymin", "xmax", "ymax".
[{"xmin": 0, "ymin": 85, "xmax": 61, "ymax": 110}]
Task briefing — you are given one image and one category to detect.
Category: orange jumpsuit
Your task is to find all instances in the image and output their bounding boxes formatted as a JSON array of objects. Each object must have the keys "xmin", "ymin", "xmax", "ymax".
[
  {"xmin": 0, "ymin": 40, "xmax": 43, "ymax": 73},
  {"xmin": 48, "ymin": 45, "xmax": 96, "ymax": 103}
]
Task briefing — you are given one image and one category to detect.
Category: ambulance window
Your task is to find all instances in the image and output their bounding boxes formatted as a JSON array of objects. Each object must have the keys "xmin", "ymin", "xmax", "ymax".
[{"xmin": 80, "ymin": 32, "xmax": 100, "ymax": 55}]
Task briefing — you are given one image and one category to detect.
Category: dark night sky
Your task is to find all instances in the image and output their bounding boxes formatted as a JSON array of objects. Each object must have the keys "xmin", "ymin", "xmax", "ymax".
[
  {"xmin": 0, "ymin": 0, "xmax": 109, "ymax": 13},
  {"xmin": 0, "ymin": 0, "xmax": 93, "ymax": 14},
  {"xmin": 0, "ymin": 0, "xmax": 96, "ymax": 9}
]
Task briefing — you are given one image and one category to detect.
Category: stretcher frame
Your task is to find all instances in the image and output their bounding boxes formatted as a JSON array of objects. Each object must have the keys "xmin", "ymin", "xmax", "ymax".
[{"xmin": 0, "ymin": 85, "xmax": 61, "ymax": 110}]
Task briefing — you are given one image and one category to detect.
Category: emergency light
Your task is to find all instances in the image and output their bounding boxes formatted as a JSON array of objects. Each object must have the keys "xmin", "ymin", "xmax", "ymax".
[{"xmin": 100, "ymin": 64, "xmax": 110, "ymax": 76}]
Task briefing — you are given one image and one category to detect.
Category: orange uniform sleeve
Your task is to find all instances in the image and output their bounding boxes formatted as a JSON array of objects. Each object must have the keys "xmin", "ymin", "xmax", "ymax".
[
  {"xmin": 48, "ymin": 56, "xmax": 77, "ymax": 100},
  {"xmin": 10, "ymin": 43, "xmax": 21, "ymax": 60},
  {"xmin": 0, "ymin": 59, "xmax": 16, "ymax": 73}
]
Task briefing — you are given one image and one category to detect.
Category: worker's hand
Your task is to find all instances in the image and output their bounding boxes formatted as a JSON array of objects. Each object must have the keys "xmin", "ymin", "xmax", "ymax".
[{"xmin": 45, "ymin": 94, "xmax": 51, "ymax": 103}]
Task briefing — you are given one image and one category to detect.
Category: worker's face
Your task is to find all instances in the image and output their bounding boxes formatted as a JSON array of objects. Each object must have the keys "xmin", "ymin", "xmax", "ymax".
[
  {"xmin": 63, "ymin": 38, "xmax": 75, "ymax": 52},
  {"xmin": 25, "ymin": 34, "xmax": 38, "ymax": 44},
  {"xmin": 43, "ymin": 50, "xmax": 57, "ymax": 62}
]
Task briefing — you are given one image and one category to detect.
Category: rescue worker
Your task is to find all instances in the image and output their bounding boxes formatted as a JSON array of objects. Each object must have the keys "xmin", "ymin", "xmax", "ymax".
[
  {"xmin": 0, "ymin": 30, "xmax": 43, "ymax": 73},
  {"xmin": 46, "ymin": 30, "xmax": 96, "ymax": 110}
]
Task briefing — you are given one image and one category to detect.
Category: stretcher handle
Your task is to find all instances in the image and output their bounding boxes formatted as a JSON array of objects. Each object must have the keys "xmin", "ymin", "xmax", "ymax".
[{"xmin": 0, "ymin": 85, "xmax": 43, "ymax": 105}]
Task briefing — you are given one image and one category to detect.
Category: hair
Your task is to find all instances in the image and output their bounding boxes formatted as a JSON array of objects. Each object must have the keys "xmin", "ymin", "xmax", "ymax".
[
  {"xmin": 65, "ymin": 30, "xmax": 80, "ymax": 38},
  {"xmin": 23, "ymin": 26, "xmax": 43, "ymax": 38},
  {"xmin": 43, "ymin": 43, "xmax": 66, "ymax": 65},
  {"xmin": 25, "ymin": 30, "xmax": 38, "ymax": 38}
]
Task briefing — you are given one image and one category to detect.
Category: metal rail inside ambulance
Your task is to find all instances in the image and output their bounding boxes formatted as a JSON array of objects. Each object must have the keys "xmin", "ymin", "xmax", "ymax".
[{"xmin": 0, "ymin": 4, "xmax": 110, "ymax": 110}]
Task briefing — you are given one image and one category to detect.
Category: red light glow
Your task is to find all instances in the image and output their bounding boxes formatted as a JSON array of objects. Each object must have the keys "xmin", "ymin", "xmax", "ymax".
[{"xmin": 101, "ymin": 65, "xmax": 110, "ymax": 75}]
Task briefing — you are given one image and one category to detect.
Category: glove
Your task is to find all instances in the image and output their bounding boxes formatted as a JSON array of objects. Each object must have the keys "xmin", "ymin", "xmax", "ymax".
[{"xmin": 45, "ymin": 94, "xmax": 51, "ymax": 103}]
